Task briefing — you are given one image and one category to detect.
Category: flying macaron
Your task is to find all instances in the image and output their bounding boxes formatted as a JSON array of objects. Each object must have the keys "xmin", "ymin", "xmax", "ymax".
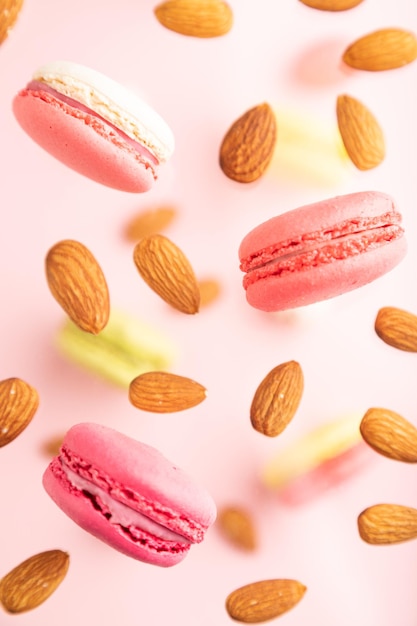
[
  {"xmin": 238, "ymin": 191, "xmax": 406, "ymax": 312},
  {"xmin": 12, "ymin": 61, "xmax": 175, "ymax": 192},
  {"xmin": 42, "ymin": 423, "xmax": 217, "ymax": 566}
]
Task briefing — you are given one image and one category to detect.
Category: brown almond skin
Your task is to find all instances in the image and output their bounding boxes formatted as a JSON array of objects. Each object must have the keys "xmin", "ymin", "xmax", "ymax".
[
  {"xmin": 124, "ymin": 206, "xmax": 177, "ymax": 242},
  {"xmin": 217, "ymin": 506, "xmax": 257, "ymax": 551},
  {"xmin": 0, "ymin": 550, "xmax": 69, "ymax": 613},
  {"xmin": 133, "ymin": 234, "xmax": 200, "ymax": 314},
  {"xmin": 375, "ymin": 306, "xmax": 417, "ymax": 352},
  {"xmin": 343, "ymin": 28, "xmax": 417, "ymax": 71},
  {"xmin": 0, "ymin": 377, "xmax": 39, "ymax": 447},
  {"xmin": 250, "ymin": 361, "xmax": 304, "ymax": 437},
  {"xmin": 358, "ymin": 504, "xmax": 417, "ymax": 545},
  {"xmin": 360, "ymin": 408, "xmax": 417, "ymax": 463},
  {"xmin": 0, "ymin": 0, "xmax": 24, "ymax": 45},
  {"xmin": 336, "ymin": 94, "xmax": 385, "ymax": 170},
  {"xmin": 154, "ymin": 0, "xmax": 233, "ymax": 38},
  {"xmin": 226, "ymin": 579, "xmax": 307, "ymax": 623},
  {"xmin": 299, "ymin": 0, "xmax": 364, "ymax": 10},
  {"xmin": 219, "ymin": 103, "xmax": 277, "ymax": 183},
  {"xmin": 45, "ymin": 239, "xmax": 110, "ymax": 334},
  {"xmin": 129, "ymin": 371, "xmax": 206, "ymax": 413}
]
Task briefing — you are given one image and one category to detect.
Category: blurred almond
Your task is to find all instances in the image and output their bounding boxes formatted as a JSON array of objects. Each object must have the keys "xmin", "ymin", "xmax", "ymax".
[
  {"xmin": 0, "ymin": 0, "xmax": 24, "ymax": 45},
  {"xmin": 220, "ymin": 103, "xmax": 277, "ymax": 183},
  {"xmin": 0, "ymin": 550, "xmax": 69, "ymax": 613},
  {"xmin": 360, "ymin": 407, "xmax": 417, "ymax": 463},
  {"xmin": 226, "ymin": 579, "xmax": 306, "ymax": 623},
  {"xmin": 129, "ymin": 371, "xmax": 206, "ymax": 412},
  {"xmin": 41, "ymin": 433, "xmax": 64, "ymax": 457},
  {"xmin": 217, "ymin": 506, "xmax": 257, "ymax": 551},
  {"xmin": 133, "ymin": 234, "xmax": 200, "ymax": 314},
  {"xmin": 250, "ymin": 361, "xmax": 304, "ymax": 437},
  {"xmin": 0, "ymin": 377, "xmax": 39, "ymax": 447},
  {"xmin": 358, "ymin": 504, "xmax": 417, "ymax": 544},
  {"xmin": 299, "ymin": 0, "xmax": 364, "ymax": 9},
  {"xmin": 198, "ymin": 278, "xmax": 221, "ymax": 307},
  {"xmin": 375, "ymin": 306, "xmax": 417, "ymax": 352},
  {"xmin": 336, "ymin": 94, "xmax": 385, "ymax": 170},
  {"xmin": 46, "ymin": 239, "xmax": 110, "ymax": 334},
  {"xmin": 154, "ymin": 0, "xmax": 233, "ymax": 38},
  {"xmin": 342, "ymin": 28, "xmax": 417, "ymax": 71},
  {"xmin": 124, "ymin": 205, "xmax": 177, "ymax": 242}
]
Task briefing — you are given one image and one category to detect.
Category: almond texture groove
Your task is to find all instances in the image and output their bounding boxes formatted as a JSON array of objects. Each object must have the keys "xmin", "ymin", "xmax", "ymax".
[
  {"xmin": 375, "ymin": 306, "xmax": 417, "ymax": 352},
  {"xmin": 0, "ymin": 377, "xmax": 39, "ymax": 447},
  {"xmin": 342, "ymin": 28, "xmax": 417, "ymax": 71},
  {"xmin": 358, "ymin": 504, "xmax": 417, "ymax": 545},
  {"xmin": 154, "ymin": 0, "xmax": 233, "ymax": 38},
  {"xmin": 225, "ymin": 579, "xmax": 307, "ymax": 623},
  {"xmin": 129, "ymin": 371, "xmax": 206, "ymax": 412},
  {"xmin": 360, "ymin": 408, "xmax": 417, "ymax": 463}
]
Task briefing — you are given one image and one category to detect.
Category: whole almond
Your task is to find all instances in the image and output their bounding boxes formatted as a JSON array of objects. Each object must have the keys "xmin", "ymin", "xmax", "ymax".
[
  {"xmin": 226, "ymin": 579, "xmax": 306, "ymax": 623},
  {"xmin": 217, "ymin": 506, "xmax": 257, "ymax": 551},
  {"xmin": 133, "ymin": 234, "xmax": 200, "ymax": 314},
  {"xmin": 219, "ymin": 103, "xmax": 277, "ymax": 183},
  {"xmin": 124, "ymin": 205, "xmax": 177, "ymax": 242},
  {"xmin": 0, "ymin": 0, "xmax": 24, "ymax": 45},
  {"xmin": 342, "ymin": 28, "xmax": 417, "ymax": 71},
  {"xmin": 336, "ymin": 94, "xmax": 385, "ymax": 170},
  {"xmin": 0, "ymin": 377, "xmax": 39, "ymax": 447},
  {"xmin": 299, "ymin": 0, "xmax": 364, "ymax": 9},
  {"xmin": 250, "ymin": 361, "xmax": 304, "ymax": 437},
  {"xmin": 0, "ymin": 550, "xmax": 69, "ymax": 613},
  {"xmin": 375, "ymin": 306, "xmax": 417, "ymax": 352},
  {"xmin": 154, "ymin": 0, "xmax": 233, "ymax": 38},
  {"xmin": 198, "ymin": 277, "xmax": 221, "ymax": 307},
  {"xmin": 45, "ymin": 239, "xmax": 110, "ymax": 334},
  {"xmin": 360, "ymin": 407, "xmax": 417, "ymax": 463},
  {"xmin": 358, "ymin": 504, "xmax": 417, "ymax": 544},
  {"xmin": 129, "ymin": 371, "xmax": 206, "ymax": 412}
]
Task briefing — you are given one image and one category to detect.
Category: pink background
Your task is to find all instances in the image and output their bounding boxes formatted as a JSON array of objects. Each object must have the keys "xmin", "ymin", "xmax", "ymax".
[{"xmin": 1, "ymin": 0, "xmax": 417, "ymax": 624}]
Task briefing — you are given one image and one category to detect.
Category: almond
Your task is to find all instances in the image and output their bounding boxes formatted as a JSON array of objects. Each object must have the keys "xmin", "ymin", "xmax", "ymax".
[
  {"xmin": 0, "ymin": 0, "xmax": 24, "ymax": 45},
  {"xmin": 250, "ymin": 361, "xmax": 304, "ymax": 437},
  {"xmin": 154, "ymin": 0, "xmax": 233, "ymax": 38},
  {"xmin": 129, "ymin": 371, "xmax": 206, "ymax": 412},
  {"xmin": 336, "ymin": 94, "xmax": 385, "ymax": 170},
  {"xmin": 217, "ymin": 506, "xmax": 257, "ymax": 551},
  {"xmin": 133, "ymin": 234, "xmax": 200, "ymax": 314},
  {"xmin": 0, "ymin": 550, "xmax": 69, "ymax": 613},
  {"xmin": 342, "ymin": 28, "xmax": 417, "ymax": 71},
  {"xmin": 219, "ymin": 103, "xmax": 277, "ymax": 183},
  {"xmin": 226, "ymin": 579, "xmax": 306, "ymax": 623},
  {"xmin": 124, "ymin": 205, "xmax": 177, "ymax": 242},
  {"xmin": 0, "ymin": 377, "xmax": 39, "ymax": 447},
  {"xmin": 375, "ymin": 306, "xmax": 417, "ymax": 352},
  {"xmin": 299, "ymin": 0, "xmax": 364, "ymax": 9},
  {"xmin": 198, "ymin": 277, "xmax": 221, "ymax": 307},
  {"xmin": 360, "ymin": 408, "xmax": 417, "ymax": 463},
  {"xmin": 358, "ymin": 504, "xmax": 417, "ymax": 545},
  {"xmin": 45, "ymin": 239, "xmax": 110, "ymax": 334}
]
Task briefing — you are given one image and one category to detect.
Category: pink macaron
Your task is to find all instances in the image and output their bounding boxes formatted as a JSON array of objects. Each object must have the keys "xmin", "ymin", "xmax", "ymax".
[
  {"xmin": 239, "ymin": 191, "xmax": 406, "ymax": 312},
  {"xmin": 42, "ymin": 423, "xmax": 217, "ymax": 567},
  {"xmin": 13, "ymin": 61, "xmax": 175, "ymax": 192}
]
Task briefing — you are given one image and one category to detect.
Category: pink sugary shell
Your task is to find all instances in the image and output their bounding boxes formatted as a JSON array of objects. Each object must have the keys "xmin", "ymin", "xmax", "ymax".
[
  {"xmin": 239, "ymin": 191, "xmax": 407, "ymax": 312},
  {"xmin": 42, "ymin": 423, "xmax": 217, "ymax": 566},
  {"xmin": 13, "ymin": 90, "xmax": 157, "ymax": 192}
]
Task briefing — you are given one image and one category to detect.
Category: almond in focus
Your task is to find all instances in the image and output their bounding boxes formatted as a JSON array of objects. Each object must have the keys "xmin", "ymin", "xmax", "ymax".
[
  {"xmin": 219, "ymin": 103, "xmax": 277, "ymax": 183},
  {"xmin": 0, "ymin": 550, "xmax": 69, "ymax": 613},
  {"xmin": 250, "ymin": 361, "xmax": 304, "ymax": 437},
  {"xmin": 226, "ymin": 579, "xmax": 306, "ymax": 623},
  {"xmin": 129, "ymin": 371, "xmax": 206, "ymax": 413},
  {"xmin": 154, "ymin": 0, "xmax": 233, "ymax": 38},
  {"xmin": 133, "ymin": 234, "xmax": 200, "ymax": 314},
  {"xmin": 124, "ymin": 205, "xmax": 177, "ymax": 242},
  {"xmin": 342, "ymin": 28, "xmax": 417, "ymax": 71},
  {"xmin": 0, "ymin": 377, "xmax": 39, "ymax": 447},
  {"xmin": 358, "ymin": 503, "xmax": 417, "ymax": 545},
  {"xmin": 375, "ymin": 306, "xmax": 417, "ymax": 352},
  {"xmin": 217, "ymin": 506, "xmax": 257, "ymax": 551},
  {"xmin": 360, "ymin": 407, "xmax": 417, "ymax": 463},
  {"xmin": 45, "ymin": 239, "xmax": 110, "ymax": 334}
]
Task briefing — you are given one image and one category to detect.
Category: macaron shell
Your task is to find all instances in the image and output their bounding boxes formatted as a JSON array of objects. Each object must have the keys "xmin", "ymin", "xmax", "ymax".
[{"xmin": 13, "ymin": 89, "xmax": 156, "ymax": 192}]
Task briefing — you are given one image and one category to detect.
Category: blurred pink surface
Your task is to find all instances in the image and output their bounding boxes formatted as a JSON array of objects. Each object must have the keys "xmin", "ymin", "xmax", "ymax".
[{"xmin": 1, "ymin": 1, "xmax": 417, "ymax": 625}]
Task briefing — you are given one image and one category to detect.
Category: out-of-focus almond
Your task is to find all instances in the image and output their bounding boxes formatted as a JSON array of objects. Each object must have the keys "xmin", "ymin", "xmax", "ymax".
[
  {"xmin": 358, "ymin": 504, "xmax": 417, "ymax": 545},
  {"xmin": 342, "ymin": 28, "xmax": 417, "ymax": 71},
  {"xmin": 198, "ymin": 278, "xmax": 221, "ymax": 307},
  {"xmin": 0, "ymin": 0, "xmax": 24, "ymax": 45},
  {"xmin": 154, "ymin": 0, "xmax": 233, "ymax": 38},
  {"xmin": 360, "ymin": 408, "xmax": 417, "ymax": 463},
  {"xmin": 0, "ymin": 377, "xmax": 39, "ymax": 447},
  {"xmin": 336, "ymin": 94, "xmax": 385, "ymax": 170},
  {"xmin": 226, "ymin": 579, "xmax": 306, "ymax": 623},
  {"xmin": 0, "ymin": 550, "xmax": 69, "ymax": 613},
  {"xmin": 133, "ymin": 234, "xmax": 200, "ymax": 314},
  {"xmin": 129, "ymin": 371, "xmax": 206, "ymax": 412},
  {"xmin": 41, "ymin": 433, "xmax": 65, "ymax": 457},
  {"xmin": 299, "ymin": 0, "xmax": 364, "ymax": 10},
  {"xmin": 375, "ymin": 306, "xmax": 417, "ymax": 352},
  {"xmin": 45, "ymin": 239, "xmax": 110, "ymax": 334},
  {"xmin": 250, "ymin": 361, "xmax": 304, "ymax": 437},
  {"xmin": 217, "ymin": 506, "xmax": 257, "ymax": 551},
  {"xmin": 124, "ymin": 205, "xmax": 177, "ymax": 242},
  {"xmin": 219, "ymin": 103, "xmax": 277, "ymax": 183}
]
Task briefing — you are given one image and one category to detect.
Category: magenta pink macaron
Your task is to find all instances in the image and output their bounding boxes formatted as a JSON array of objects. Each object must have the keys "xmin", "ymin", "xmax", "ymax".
[
  {"xmin": 42, "ymin": 423, "xmax": 217, "ymax": 567},
  {"xmin": 13, "ymin": 61, "xmax": 175, "ymax": 192},
  {"xmin": 239, "ymin": 191, "xmax": 407, "ymax": 312}
]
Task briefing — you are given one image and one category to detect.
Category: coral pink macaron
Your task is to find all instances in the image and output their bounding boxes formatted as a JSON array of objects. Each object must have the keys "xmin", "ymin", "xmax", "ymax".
[
  {"xmin": 13, "ymin": 61, "xmax": 175, "ymax": 192},
  {"xmin": 42, "ymin": 423, "xmax": 217, "ymax": 567},
  {"xmin": 239, "ymin": 191, "xmax": 406, "ymax": 312}
]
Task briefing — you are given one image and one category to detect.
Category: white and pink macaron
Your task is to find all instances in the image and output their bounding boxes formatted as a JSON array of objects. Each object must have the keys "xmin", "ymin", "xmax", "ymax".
[{"xmin": 13, "ymin": 61, "xmax": 175, "ymax": 192}]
